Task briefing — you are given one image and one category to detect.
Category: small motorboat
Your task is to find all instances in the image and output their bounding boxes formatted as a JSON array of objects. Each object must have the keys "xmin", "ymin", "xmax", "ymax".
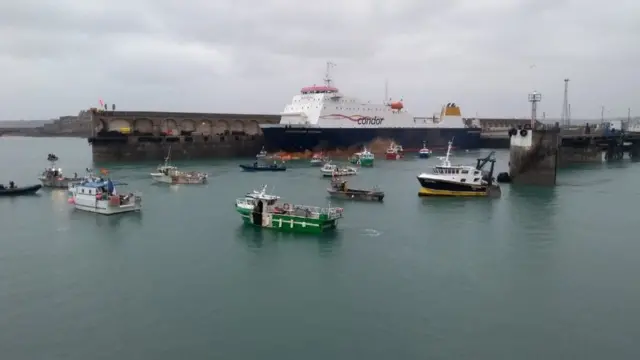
[
  {"xmin": 418, "ymin": 142, "xmax": 432, "ymax": 159},
  {"xmin": 240, "ymin": 162, "xmax": 287, "ymax": 172},
  {"xmin": 349, "ymin": 147, "xmax": 375, "ymax": 167},
  {"xmin": 327, "ymin": 178, "xmax": 384, "ymax": 201},
  {"xmin": 320, "ymin": 162, "xmax": 358, "ymax": 177},
  {"xmin": 0, "ymin": 182, "xmax": 42, "ymax": 196}
]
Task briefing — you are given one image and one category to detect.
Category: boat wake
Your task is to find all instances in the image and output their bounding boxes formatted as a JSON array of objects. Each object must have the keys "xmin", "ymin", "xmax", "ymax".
[{"xmin": 361, "ymin": 228, "xmax": 381, "ymax": 237}]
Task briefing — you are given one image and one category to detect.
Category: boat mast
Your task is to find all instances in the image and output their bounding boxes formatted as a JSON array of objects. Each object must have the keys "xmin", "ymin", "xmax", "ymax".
[
  {"xmin": 384, "ymin": 79, "xmax": 389, "ymax": 104},
  {"xmin": 324, "ymin": 61, "xmax": 336, "ymax": 87}
]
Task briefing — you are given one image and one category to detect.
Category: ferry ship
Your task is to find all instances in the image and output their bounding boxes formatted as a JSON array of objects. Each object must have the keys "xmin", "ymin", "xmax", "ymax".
[{"xmin": 260, "ymin": 62, "xmax": 482, "ymax": 152}]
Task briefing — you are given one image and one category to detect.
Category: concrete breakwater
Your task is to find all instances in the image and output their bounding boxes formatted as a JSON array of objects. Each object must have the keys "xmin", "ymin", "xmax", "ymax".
[{"xmin": 88, "ymin": 109, "xmax": 280, "ymax": 162}]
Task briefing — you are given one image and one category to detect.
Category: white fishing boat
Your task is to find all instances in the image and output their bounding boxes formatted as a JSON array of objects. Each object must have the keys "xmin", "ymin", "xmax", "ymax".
[
  {"xmin": 417, "ymin": 139, "xmax": 496, "ymax": 197},
  {"xmin": 68, "ymin": 179, "xmax": 142, "ymax": 215},
  {"xmin": 320, "ymin": 162, "xmax": 358, "ymax": 178},
  {"xmin": 150, "ymin": 149, "xmax": 208, "ymax": 184}
]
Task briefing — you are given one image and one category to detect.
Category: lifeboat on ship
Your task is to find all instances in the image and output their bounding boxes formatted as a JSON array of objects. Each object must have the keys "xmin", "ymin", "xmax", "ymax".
[{"xmin": 389, "ymin": 101, "xmax": 404, "ymax": 111}]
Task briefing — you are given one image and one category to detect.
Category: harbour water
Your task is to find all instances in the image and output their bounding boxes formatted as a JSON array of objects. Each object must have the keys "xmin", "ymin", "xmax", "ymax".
[{"xmin": 1, "ymin": 137, "xmax": 639, "ymax": 359}]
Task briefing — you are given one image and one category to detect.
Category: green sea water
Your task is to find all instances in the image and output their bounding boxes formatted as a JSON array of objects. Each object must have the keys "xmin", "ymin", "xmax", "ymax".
[{"xmin": 0, "ymin": 137, "xmax": 639, "ymax": 360}]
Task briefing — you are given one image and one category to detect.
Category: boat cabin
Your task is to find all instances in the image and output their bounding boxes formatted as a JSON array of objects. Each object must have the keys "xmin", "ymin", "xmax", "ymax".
[
  {"xmin": 300, "ymin": 85, "xmax": 339, "ymax": 94},
  {"xmin": 432, "ymin": 165, "xmax": 483, "ymax": 184}
]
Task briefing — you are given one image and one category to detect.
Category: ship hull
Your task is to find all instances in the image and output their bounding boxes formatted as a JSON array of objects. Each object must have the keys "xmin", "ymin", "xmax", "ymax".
[{"xmin": 261, "ymin": 127, "xmax": 482, "ymax": 152}]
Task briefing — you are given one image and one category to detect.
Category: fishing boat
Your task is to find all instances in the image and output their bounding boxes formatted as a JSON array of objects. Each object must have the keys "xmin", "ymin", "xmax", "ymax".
[
  {"xmin": 418, "ymin": 142, "xmax": 433, "ymax": 159},
  {"xmin": 68, "ymin": 178, "xmax": 142, "ymax": 215},
  {"xmin": 320, "ymin": 162, "xmax": 358, "ymax": 177},
  {"xmin": 416, "ymin": 140, "xmax": 500, "ymax": 197},
  {"xmin": 349, "ymin": 147, "xmax": 375, "ymax": 167},
  {"xmin": 310, "ymin": 153, "xmax": 328, "ymax": 166},
  {"xmin": 38, "ymin": 154, "xmax": 83, "ymax": 189},
  {"xmin": 0, "ymin": 181, "xmax": 41, "ymax": 196},
  {"xmin": 385, "ymin": 142, "xmax": 404, "ymax": 160},
  {"xmin": 256, "ymin": 146, "xmax": 268, "ymax": 159},
  {"xmin": 239, "ymin": 161, "xmax": 287, "ymax": 172},
  {"xmin": 327, "ymin": 177, "xmax": 384, "ymax": 201},
  {"xmin": 150, "ymin": 150, "xmax": 208, "ymax": 184},
  {"xmin": 260, "ymin": 61, "xmax": 482, "ymax": 153},
  {"xmin": 235, "ymin": 185, "xmax": 343, "ymax": 233}
]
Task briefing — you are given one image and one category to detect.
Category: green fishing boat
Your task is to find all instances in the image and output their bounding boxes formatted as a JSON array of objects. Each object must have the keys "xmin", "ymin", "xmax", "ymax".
[
  {"xmin": 235, "ymin": 185, "xmax": 343, "ymax": 233},
  {"xmin": 349, "ymin": 147, "xmax": 375, "ymax": 167}
]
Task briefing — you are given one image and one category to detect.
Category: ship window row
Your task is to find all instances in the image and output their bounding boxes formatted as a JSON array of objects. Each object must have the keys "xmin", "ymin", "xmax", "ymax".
[
  {"xmin": 434, "ymin": 168, "xmax": 480, "ymax": 175},
  {"xmin": 286, "ymin": 105, "xmax": 388, "ymax": 112}
]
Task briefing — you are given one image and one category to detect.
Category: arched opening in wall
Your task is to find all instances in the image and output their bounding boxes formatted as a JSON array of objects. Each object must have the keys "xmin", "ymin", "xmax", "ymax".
[
  {"xmin": 231, "ymin": 120, "xmax": 245, "ymax": 135},
  {"xmin": 95, "ymin": 119, "xmax": 107, "ymax": 134},
  {"xmin": 162, "ymin": 119, "xmax": 179, "ymax": 135},
  {"xmin": 133, "ymin": 118, "xmax": 153, "ymax": 135},
  {"xmin": 196, "ymin": 120, "xmax": 213, "ymax": 135},
  {"xmin": 108, "ymin": 119, "xmax": 132, "ymax": 135},
  {"xmin": 245, "ymin": 120, "xmax": 260, "ymax": 135},
  {"xmin": 214, "ymin": 120, "xmax": 230, "ymax": 135},
  {"xmin": 181, "ymin": 119, "xmax": 196, "ymax": 136}
]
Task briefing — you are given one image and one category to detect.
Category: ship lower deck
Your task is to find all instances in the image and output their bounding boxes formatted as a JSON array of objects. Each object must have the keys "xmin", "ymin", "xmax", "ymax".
[{"xmin": 260, "ymin": 126, "xmax": 482, "ymax": 152}]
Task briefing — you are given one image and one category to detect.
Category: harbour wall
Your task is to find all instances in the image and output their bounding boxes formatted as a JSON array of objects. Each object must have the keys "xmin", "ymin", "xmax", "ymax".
[{"xmin": 88, "ymin": 109, "xmax": 280, "ymax": 162}]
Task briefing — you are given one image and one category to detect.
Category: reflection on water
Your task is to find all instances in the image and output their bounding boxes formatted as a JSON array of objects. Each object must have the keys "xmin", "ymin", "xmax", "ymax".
[
  {"xmin": 236, "ymin": 224, "xmax": 341, "ymax": 255},
  {"xmin": 69, "ymin": 210, "xmax": 143, "ymax": 227}
]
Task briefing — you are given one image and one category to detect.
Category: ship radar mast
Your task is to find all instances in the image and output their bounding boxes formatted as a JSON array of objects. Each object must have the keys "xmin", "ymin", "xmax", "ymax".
[{"xmin": 324, "ymin": 61, "xmax": 336, "ymax": 88}]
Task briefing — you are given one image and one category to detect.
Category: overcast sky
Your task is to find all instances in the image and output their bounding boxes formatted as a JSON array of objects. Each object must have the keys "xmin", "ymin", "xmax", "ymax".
[{"xmin": 0, "ymin": 0, "xmax": 638, "ymax": 120}]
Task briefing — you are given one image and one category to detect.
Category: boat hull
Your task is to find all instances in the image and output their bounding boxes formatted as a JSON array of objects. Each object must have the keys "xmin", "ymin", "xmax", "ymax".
[
  {"xmin": 151, "ymin": 173, "xmax": 207, "ymax": 184},
  {"xmin": 418, "ymin": 153, "xmax": 432, "ymax": 159},
  {"xmin": 0, "ymin": 184, "xmax": 42, "ymax": 196},
  {"xmin": 385, "ymin": 153, "xmax": 403, "ymax": 160},
  {"xmin": 73, "ymin": 203, "xmax": 142, "ymax": 215},
  {"xmin": 349, "ymin": 158, "xmax": 374, "ymax": 167},
  {"xmin": 417, "ymin": 177, "xmax": 490, "ymax": 197},
  {"xmin": 236, "ymin": 209, "xmax": 338, "ymax": 233},
  {"xmin": 321, "ymin": 170, "xmax": 357, "ymax": 178},
  {"xmin": 239, "ymin": 165, "xmax": 287, "ymax": 172},
  {"xmin": 327, "ymin": 189, "xmax": 384, "ymax": 201},
  {"xmin": 261, "ymin": 126, "xmax": 482, "ymax": 152}
]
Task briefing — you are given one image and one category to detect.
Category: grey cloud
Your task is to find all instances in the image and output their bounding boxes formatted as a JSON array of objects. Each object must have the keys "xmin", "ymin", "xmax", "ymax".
[{"xmin": 0, "ymin": 0, "xmax": 638, "ymax": 120}]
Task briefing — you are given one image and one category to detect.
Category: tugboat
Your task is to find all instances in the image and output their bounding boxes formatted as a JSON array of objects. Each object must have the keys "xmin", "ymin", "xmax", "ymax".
[
  {"xmin": 239, "ymin": 161, "xmax": 287, "ymax": 172},
  {"xmin": 416, "ymin": 139, "xmax": 500, "ymax": 197},
  {"xmin": 0, "ymin": 181, "xmax": 42, "ymax": 196},
  {"xmin": 256, "ymin": 146, "xmax": 268, "ymax": 159},
  {"xmin": 349, "ymin": 147, "xmax": 375, "ymax": 167},
  {"xmin": 235, "ymin": 185, "xmax": 343, "ymax": 233},
  {"xmin": 38, "ymin": 154, "xmax": 83, "ymax": 189},
  {"xmin": 385, "ymin": 142, "xmax": 404, "ymax": 160},
  {"xmin": 320, "ymin": 162, "xmax": 358, "ymax": 177},
  {"xmin": 327, "ymin": 176, "xmax": 384, "ymax": 201},
  {"xmin": 68, "ymin": 178, "xmax": 142, "ymax": 214},
  {"xmin": 150, "ymin": 149, "xmax": 208, "ymax": 184},
  {"xmin": 418, "ymin": 142, "xmax": 433, "ymax": 159},
  {"xmin": 310, "ymin": 153, "xmax": 328, "ymax": 167}
]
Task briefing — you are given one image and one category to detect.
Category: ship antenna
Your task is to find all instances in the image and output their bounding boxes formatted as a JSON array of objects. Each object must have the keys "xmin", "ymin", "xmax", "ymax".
[
  {"xmin": 324, "ymin": 61, "xmax": 336, "ymax": 87},
  {"xmin": 384, "ymin": 79, "xmax": 388, "ymax": 104}
]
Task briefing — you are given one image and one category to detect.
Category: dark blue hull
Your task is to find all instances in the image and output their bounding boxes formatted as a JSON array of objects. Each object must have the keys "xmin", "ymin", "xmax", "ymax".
[
  {"xmin": 261, "ymin": 127, "xmax": 482, "ymax": 152},
  {"xmin": 239, "ymin": 164, "xmax": 287, "ymax": 172}
]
